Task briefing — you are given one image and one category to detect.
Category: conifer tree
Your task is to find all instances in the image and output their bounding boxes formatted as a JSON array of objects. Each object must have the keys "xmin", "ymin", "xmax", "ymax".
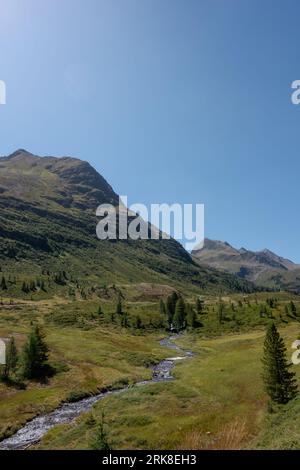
[
  {"xmin": 173, "ymin": 298, "xmax": 186, "ymax": 331},
  {"xmin": 90, "ymin": 411, "xmax": 111, "ymax": 450},
  {"xmin": 217, "ymin": 302, "xmax": 225, "ymax": 324},
  {"xmin": 22, "ymin": 282, "xmax": 29, "ymax": 293},
  {"xmin": 166, "ymin": 300, "xmax": 173, "ymax": 328},
  {"xmin": 1, "ymin": 276, "xmax": 7, "ymax": 290},
  {"xmin": 22, "ymin": 325, "xmax": 50, "ymax": 380},
  {"xmin": 170, "ymin": 292, "xmax": 179, "ymax": 310},
  {"xmin": 262, "ymin": 322, "xmax": 298, "ymax": 404},
  {"xmin": 166, "ymin": 292, "xmax": 178, "ymax": 328},
  {"xmin": 116, "ymin": 295, "xmax": 123, "ymax": 315},
  {"xmin": 30, "ymin": 280, "xmax": 36, "ymax": 291}
]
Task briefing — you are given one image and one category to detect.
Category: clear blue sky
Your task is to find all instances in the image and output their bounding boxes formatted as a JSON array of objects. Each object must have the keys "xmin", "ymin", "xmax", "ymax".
[{"xmin": 0, "ymin": 0, "xmax": 300, "ymax": 260}]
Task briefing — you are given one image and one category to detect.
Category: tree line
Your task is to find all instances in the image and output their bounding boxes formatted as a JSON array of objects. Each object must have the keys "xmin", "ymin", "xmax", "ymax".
[
  {"xmin": 159, "ymin": 292, "xmax": 204, "ymax": 331},
  {"xmin": 95, "ymin": 292, "xmax": 205, "ymax": 331}
]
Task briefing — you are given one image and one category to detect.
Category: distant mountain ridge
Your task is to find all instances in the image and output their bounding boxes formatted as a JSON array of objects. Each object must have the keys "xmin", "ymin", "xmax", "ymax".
[{"xmin": 192, "ymin": 238, "xmax": 300, "ymax": 291}]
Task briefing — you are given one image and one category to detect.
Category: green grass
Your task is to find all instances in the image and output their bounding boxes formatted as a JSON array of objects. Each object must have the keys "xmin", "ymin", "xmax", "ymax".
[
  {"xmin": 1, "ymin": 289, "xmax": 299, "ymax": 448},
  {"xmin": 0, "ymin": 317, "xmax": 167, "ymax": 440},
  {"xmin": 250, "ymin": 395, "xmax": 300, "ymax": 449},
  {"xmin": 32, "ymin": 323, "xmax": 300, "ymax": 450}
]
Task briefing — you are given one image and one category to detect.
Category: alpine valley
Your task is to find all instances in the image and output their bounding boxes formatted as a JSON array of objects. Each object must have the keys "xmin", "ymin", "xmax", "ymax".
[{"xmin": 0, "ymin": 150, "xmax": 299, "ymax": 451}]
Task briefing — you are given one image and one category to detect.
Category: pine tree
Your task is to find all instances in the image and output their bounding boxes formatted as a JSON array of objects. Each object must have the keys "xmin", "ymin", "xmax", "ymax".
[
  {"xmin": 217, "ymin": 302, "xmax": 225, "ymax": 324},
  {"xmin": 90, "ymin": 411, "xmax": 111, "ymax": 450},
  {"xmin": 166, "ymin": 301, "xmax": 173, "ymax": 329},
  {"xmin": 22, "ymin": 282, "xmax": 29, "ymax": 293},
  {"xmin": 166, "ymin": 292, "xmax": 178, "ymax": 328},
  {"xmin": 98, "ymin": 306, "xmax": 103, "ymax": 315},
  {"xmin": 116, "ymin": 295, "xmax": 123, "ymax": 315},
  {"xmin": 22, "ymin": 325, "xmax": 51, "ymax": 380},
  {"xmin": 1, "ymin": 276, "xmax": 7, "ymax": 290},
  {"xmin": 170, "ymin": 292, "xmax": 179, "ymax": 311},
  {"xmin": 173, "ymin": 298, "xmax": 186, "ymax": 331},
  {"xmin": 262, "ymin": 322, "xmax": 298, "ymax": 404}
]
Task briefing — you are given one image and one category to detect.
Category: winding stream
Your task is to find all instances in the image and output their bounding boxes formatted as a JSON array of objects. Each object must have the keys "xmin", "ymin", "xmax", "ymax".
[{"xmin": 0, "ymin": 335, "xmax": 193, "ymax": 450}]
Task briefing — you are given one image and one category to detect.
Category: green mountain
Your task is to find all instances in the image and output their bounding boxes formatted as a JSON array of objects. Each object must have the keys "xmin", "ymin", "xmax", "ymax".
[
  {"xmin": 192, "ymin": 238, "xmax": 300, "ymax": 292},
  {"xmin": 0, "ymin": 150, "xmax": 258, "ymax": 295}
]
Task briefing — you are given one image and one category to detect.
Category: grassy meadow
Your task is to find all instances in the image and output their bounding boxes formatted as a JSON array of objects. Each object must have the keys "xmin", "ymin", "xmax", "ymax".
[
  {"xmin": 32, "ymin": 322, "xmax": 300, "ymax": 450},
  {"xmin": 0, "ymin": 296, "xmax": 168, "ymax": 440},
  {"xmin": 0, "ymin": 285, "xmax": 299, "ymax": 449}
]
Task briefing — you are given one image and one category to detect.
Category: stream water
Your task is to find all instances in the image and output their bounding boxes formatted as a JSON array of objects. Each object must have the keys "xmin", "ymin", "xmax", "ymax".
[{"xmin": 0, "ymin": 335, "xmax": 193, "ymax": 450}]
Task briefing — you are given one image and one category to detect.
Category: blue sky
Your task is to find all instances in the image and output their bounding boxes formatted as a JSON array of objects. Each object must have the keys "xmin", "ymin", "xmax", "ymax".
[{"xmin": 0, "ymin": 0, "xmax": 300, "ymax": 260}]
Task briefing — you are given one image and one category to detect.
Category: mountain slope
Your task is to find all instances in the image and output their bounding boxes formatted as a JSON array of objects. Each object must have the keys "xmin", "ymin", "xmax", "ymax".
[
  {"xmin": 192, "ymin": 238, "xmax": 300, "ymax": 291},
  {"xmin": 0, "ymin": 150, "xmax": 257, "ymax": 295}
]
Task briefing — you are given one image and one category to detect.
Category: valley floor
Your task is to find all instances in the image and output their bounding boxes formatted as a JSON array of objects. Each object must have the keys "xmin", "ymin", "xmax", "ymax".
[
  {"xmin": 29, "ymin": 326, "xmax": 300, "ymax": 449},
  {"xmin": 0, "ymin": 295, "xmax": 299, "ymax": 450}
]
